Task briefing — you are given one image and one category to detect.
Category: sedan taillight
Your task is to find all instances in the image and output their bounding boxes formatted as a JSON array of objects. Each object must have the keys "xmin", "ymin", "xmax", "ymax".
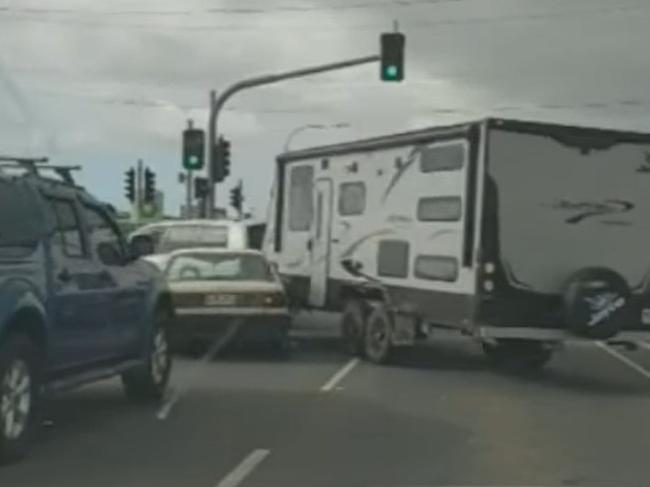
[{"xmin": 262, "ymin": 293, "xmax": 286, "ymax": 307}]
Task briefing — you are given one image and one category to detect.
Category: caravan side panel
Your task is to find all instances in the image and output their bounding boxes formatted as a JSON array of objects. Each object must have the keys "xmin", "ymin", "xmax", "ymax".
[{"xmin": 274, "ymin": 124, "xmax": 484, "ymax": 329}]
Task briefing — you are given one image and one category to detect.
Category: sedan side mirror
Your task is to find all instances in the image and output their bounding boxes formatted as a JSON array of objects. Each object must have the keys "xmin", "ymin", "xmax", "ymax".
[{"xmin": 130, "ymin": 234, "xmax": 154, "ymax": 259}]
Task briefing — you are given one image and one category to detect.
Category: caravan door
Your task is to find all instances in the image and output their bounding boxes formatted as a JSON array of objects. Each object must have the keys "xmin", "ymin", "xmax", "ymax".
[{"xmin": 308, "ymin": 179, "xmax": 333, "ymax": 307}]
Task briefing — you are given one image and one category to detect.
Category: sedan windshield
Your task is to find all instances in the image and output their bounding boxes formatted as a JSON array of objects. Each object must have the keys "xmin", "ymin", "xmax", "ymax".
[{"xmin": 166, "ymin": 253, "xmax": 272, "ymax": 282}]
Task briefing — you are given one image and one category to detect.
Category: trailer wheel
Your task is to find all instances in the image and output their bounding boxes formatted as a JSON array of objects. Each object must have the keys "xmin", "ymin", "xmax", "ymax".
[
  {"xmin": 482, "ymin": 339, "xmax": 553, "ymax": 371},
  {"xmin": 364, "ymin": 305, "xmax": 393, "ymax": 364},
  {"xmin": 340, "ymin": 300, "xmax": 366, "ymax": 357}
]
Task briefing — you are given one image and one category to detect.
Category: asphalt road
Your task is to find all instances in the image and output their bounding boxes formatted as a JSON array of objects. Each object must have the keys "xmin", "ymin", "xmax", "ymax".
[{"xmin": 3, "ymin": 312, "xmax": 650, "ymax": 487}]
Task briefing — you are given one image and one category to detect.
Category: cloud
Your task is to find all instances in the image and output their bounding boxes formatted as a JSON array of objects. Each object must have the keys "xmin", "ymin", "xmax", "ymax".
[{"xmin": 1, "ymin": 0, "xmax": 650, "ymax": 215}]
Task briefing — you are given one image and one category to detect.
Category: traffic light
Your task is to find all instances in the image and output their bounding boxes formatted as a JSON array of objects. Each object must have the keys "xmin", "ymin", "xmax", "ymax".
[
  {"xmin": 124, "ymin": 168, "xmax": 135, "ymax": 202},
  {"xmin": 183, "ymin": 128, "xmax": 205, "ymax": 171},
  {"xmin": 144, "ymin": 167, "xmax": 156, "ymax": 203},
  {"xmin": 380, "ymin": 32, "xmax": 405, "ymax": 82},
  {"xmin": 214, "ymin": 136, "xmax": 231, "ymax": 183},
  {"xmin": 230, "ymin": 180, "xmax": 243, "ymax": 214},
  {"xmin": 194, "ymin": 176, "xmax": 208, "ymax": 199}
]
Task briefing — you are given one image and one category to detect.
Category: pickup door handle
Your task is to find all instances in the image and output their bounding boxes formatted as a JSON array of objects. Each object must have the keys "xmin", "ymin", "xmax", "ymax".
[
  {"xmin": 306, "ymin": 239, "xmax": 313, "ymax": 251},
  {"xmin": 57, "ymin": 269, "xmax": 72, "ymax": 283}
]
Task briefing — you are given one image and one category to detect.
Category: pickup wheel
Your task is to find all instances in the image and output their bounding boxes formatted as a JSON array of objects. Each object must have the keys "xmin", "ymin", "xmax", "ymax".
[
  {"xmin": 0, "ymin": 335, "xmax": 41, "ymax": 464},
  {"xmin": 122, "ymin": 311, "xmax": 172, "ymax": 403}
]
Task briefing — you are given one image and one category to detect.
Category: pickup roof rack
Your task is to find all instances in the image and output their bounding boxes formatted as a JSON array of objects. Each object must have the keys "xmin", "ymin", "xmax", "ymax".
[{"xmin": 0, "ymin": 155, "xmax": 81, "ymax": 185}]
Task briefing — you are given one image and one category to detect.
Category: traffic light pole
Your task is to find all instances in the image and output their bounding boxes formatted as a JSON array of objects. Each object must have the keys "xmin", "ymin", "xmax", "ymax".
[
  {"xmin": 206, "ymin": 54, "xmax": 380, "ymax": 218},
  {"xmin": 135, "ymin": 158, "xmax": 143, "ymax": 222}
]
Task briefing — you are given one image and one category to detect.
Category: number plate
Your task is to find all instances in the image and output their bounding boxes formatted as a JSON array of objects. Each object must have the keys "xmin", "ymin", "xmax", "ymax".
[{"xmin": 204, "ymin": 294, "xmax": 237, "ymax": 307}]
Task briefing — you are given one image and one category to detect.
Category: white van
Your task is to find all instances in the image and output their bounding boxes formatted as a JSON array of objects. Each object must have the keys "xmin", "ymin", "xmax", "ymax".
[{"xmin": 129, "ymin": 219, "xmax": 248, "ymax": 270}]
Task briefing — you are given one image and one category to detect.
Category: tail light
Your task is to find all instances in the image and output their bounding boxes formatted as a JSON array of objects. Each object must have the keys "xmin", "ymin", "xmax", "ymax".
[
  {"xmin": 482, "ymin": 262, "xmax": 495, "ymax": 293},
  {"xmin": 262, "ymin": 293, "xmax": 286, "ymax": 307}
]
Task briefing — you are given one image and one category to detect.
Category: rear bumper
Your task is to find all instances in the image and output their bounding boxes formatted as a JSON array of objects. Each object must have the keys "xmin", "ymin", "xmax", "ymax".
[
  {"xmin": 169, "ymin": 307, "xmax": 291, "ymax": 343},
  {"xmin": 475, "ymin": 325, "xmax": 650, "ymax": 343}
]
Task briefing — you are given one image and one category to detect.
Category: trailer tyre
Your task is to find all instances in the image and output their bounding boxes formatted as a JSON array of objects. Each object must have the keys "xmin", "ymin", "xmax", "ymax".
[
  {"xmin": 564, "ymin": 267, "xmax": 631, "ymax": 340},
  {"xmin": 341, "ymin": 300, "xmax": 366, "ymax": 357},
  {"xmin": 364, "ymin": 305, "xmax": 393, "ymax": 364}
]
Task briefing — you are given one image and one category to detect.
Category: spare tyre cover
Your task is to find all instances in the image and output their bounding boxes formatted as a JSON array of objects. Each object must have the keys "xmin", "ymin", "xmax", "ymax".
[{"xmin": 564, "ymin": 267, "xmax": 631, "ymax": 339}]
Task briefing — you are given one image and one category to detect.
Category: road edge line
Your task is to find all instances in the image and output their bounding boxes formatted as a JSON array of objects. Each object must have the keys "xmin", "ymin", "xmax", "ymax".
[
  {"xmin": 215, "ymin": 449, "xmax": 270, "ymax": 487},
  {"xmin": 595, "ymin": 341, "xmax": 650, "ymax": 380},
  {"xmin": 320, "ymin": 358, "xmax": 360, "ymax": 392}
]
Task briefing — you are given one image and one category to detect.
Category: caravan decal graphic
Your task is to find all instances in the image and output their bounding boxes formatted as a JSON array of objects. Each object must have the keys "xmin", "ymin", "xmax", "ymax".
[
  {"xmin": 339, "ymin": 229, "xmax": 394, "ymax": 259},
  {"xmin": 381, "ymin": 146, "xmax": 425, "ymax": 203},
  {"xmin": 585, "ymin": 292, "xmax": 626, "ymax": 327},
  {"xmin": 427, "ymin": 229, "xmax": 455, "ymax": 241},
  {"xmin": 545, "ymin": 199, "xmax": 634, "ymax": 224}
]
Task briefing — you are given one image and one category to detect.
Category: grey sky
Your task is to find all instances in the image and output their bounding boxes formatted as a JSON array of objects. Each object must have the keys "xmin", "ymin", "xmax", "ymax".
[{"xmin": 1, "ymin": 0, "xmax": 649, "ymax": 216}]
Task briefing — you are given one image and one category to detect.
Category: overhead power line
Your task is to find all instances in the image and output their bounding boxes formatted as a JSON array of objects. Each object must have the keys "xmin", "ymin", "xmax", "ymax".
[
  {"xmin": 0, "ymin": 0, "xmax": 463, "ymax": 16},
  {"xmin": 31, "ymin": 87, "xmax": 650, "ymax": 116},
  {"xmin": 0, "ymin": 3, "xmax": 646, "ymax": 31}
]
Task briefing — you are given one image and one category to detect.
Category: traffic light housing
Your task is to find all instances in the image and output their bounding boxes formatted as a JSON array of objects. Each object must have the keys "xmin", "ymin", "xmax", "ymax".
[
  {"xmin": 194, "ymin": 176, "xmax": 208, "ymax": 199},
  {"xmin": 144, "ymin": 167, "xmax": 156, "ymax": 203},
  {"xmin": 230, "ymin": 181, "xmax": 243, "ymax": 214},
  {"xmin": 183, "ymin": 128, "xmax": 205, "ymax": 171},
  {"xmin": 380, "ymin": 32, "xmax": 405, "ymax": 82},
  {"xmin": 214, "ymin": 136, "xmax": 231, "ymax": 183},
  {"xmin": 124, "ymin": 168, "xmax": 135, "ymax": 202}
]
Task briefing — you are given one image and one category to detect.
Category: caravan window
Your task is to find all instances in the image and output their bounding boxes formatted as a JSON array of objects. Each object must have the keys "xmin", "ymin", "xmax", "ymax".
[
  {"xmin": 377, "ymin": 240, "xmax": 409, "ymax": 278},
  {"xmin": 338, "ymin": 182, "xmax": 366, "ymax": 216},
  {"xmin": 417, "ymin": 196, "xmax": 462, "ymax": 222},
  {"xmin": 420, "ymin": 142, "xmax": 465, "ymax": 172},
  {"xmin": 414, "ymin": 255, "xmax": 458, "ymax": 282},
  {"xmin": 288, "ymin": 165, "xmax": 314, "ymax": 231}
]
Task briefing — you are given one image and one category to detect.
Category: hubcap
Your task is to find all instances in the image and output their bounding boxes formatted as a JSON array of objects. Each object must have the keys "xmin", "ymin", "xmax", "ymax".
[
  {"xmin": 1, "ymin": 359, "xmax": 31, "ymax": 440},
  {"xmin": 151, "ymin": 329, "xmax": 169, "ymax": 384}
]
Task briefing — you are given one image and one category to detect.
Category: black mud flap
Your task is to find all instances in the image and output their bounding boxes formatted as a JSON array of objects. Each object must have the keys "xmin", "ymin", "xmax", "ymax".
[{"xmin": 391, "ymin": 313, "xmax": 417, "ymax": 346}]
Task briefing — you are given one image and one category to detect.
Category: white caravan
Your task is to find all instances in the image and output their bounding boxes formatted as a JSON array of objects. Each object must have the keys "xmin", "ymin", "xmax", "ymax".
[{"xmin": 263, "ymin": 118, "xmax": 650, "ymax": 368}]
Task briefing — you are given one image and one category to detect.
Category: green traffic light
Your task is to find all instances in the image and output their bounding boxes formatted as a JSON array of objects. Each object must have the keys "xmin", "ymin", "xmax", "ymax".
[
  {"xmin": 186, "ymin": 155, "xmax": 199, "ymax": 169},
  {"xmin": 385, "ymin": 65, "xmax": 398, "ymax": 78}
]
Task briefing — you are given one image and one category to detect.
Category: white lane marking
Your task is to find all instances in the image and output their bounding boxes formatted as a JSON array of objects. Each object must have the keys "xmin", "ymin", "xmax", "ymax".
[
  {"xmin": 157, "ymin": 319, "xmax": 242, "ymax": 420},
  {"xmin": 596, "ymin": 341, "xmax": 650, "ymax": 380},
  {"xmin": 215, "ymin": 449, "xmax": 270, "ymax": 487},
  {"xmin": 320, "ymin": 358, "xmax": 359, "ymax": 392}
]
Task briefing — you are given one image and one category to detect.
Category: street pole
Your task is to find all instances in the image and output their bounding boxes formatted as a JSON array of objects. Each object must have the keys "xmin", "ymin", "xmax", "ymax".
[
  {"xmin": 135, "ymin": 158, "xmax": 143, "ymax": 222},
  {"xmin": 237, "ymin": 179, "xmax": 243, "ymax": 221},
  {"xmin": 185, "ymin": 119, "xmax": 194, "ymax": 218},
  {"xmin": 206, "ymin": 55, "xmax": 380, "ymax": 218},
  {"xmin": 207, "ymin": 90, "xmax": 217, "ymax": 219},
  {"xmin": 283, "ymin": 122, "xmax": 350, "ymax": 152}
]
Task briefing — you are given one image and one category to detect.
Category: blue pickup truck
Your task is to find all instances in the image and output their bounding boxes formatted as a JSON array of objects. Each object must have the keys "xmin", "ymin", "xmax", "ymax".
[{"xmin": 0, "ymin": 166, "xmax": 173, "ymax": 463}]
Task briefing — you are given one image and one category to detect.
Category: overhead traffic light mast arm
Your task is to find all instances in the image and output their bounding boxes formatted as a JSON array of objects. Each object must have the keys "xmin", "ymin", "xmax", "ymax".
[{"xmin": 206, "ymin": 54, "xmax": 381, "ymax": 218}]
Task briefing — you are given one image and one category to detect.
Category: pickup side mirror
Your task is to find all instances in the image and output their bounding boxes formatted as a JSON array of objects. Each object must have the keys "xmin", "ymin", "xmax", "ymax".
[
  {"xmin": 130, "ymin": 234, "xmax": 154, "ymax": 259},
  {"xmin": 341, "ymin": 258, "xmax": 363, "ymax": 276}
]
